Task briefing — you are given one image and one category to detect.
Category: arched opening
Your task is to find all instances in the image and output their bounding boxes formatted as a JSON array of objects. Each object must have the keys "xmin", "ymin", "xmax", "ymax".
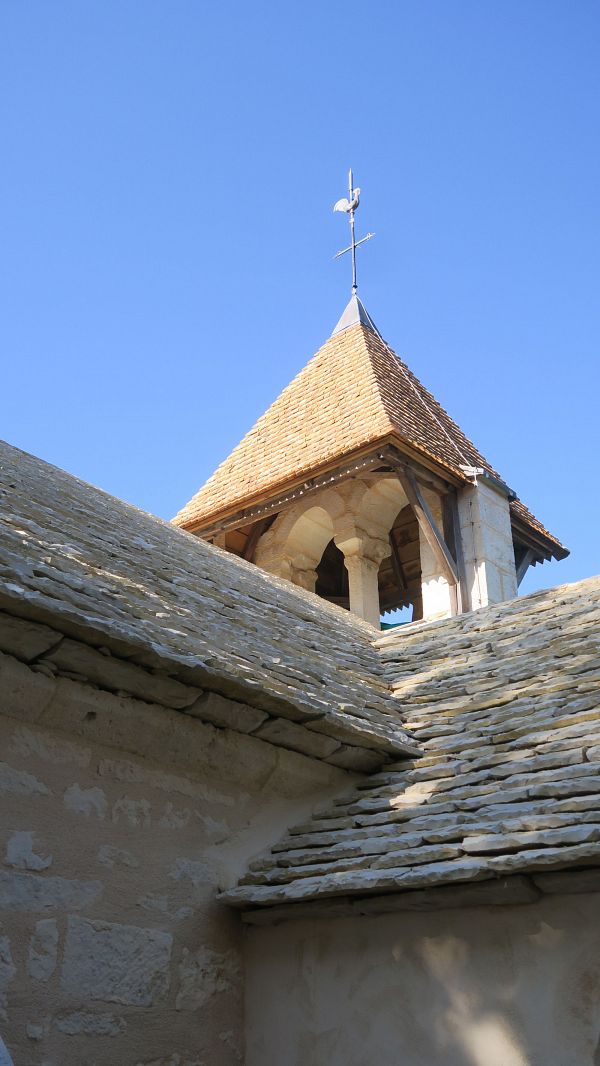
[
  {"xmin": 315, "ymin": 539, "xmax": 349, "ymax": 608},
  {"xmin": 284, "ymin": 505, "xmax": 334, "ymax": 563},
  {"xmin": 378, "ymin": 504, "xmax": 423, "ymax": 625}
]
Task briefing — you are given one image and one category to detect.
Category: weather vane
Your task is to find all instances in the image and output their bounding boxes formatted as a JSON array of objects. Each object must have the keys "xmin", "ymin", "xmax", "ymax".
[{"xmin": 333, "ymin": 169, "xmax": 374, "ymax": 295}]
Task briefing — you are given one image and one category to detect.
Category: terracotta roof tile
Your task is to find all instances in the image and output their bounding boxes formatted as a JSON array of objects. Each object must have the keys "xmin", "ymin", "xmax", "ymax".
[{"xmin": 174, "ymin": 319, "xmax": 566, "ymax": 557}]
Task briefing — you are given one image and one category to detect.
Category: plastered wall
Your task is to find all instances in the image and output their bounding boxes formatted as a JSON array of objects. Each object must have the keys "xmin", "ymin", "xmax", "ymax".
[
  {"xmin": 0, "ymin": 651, "xmax": 351, "ymax": 1066},
  {"xmin": 245, "ymin": 892, "xmax": 600, "ymax": 1066}
]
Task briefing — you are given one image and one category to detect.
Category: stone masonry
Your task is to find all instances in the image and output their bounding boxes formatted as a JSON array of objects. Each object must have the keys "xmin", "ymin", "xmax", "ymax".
[{"xmin": 0, "ymin": 641, "xmax": 353, "ymax": 1065}]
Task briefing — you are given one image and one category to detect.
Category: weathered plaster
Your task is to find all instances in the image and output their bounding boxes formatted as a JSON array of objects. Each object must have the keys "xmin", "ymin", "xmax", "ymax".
[
  {"xmin": 245, "ymin": 891, "xmax": 600, "ymax": 1066},
  {"xmin": 0, "ymin": 652, "xmax": 353, "ymax": 1065}
]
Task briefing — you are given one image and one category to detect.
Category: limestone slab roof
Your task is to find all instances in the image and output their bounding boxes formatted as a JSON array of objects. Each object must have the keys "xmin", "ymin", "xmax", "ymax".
[
  {"xmin": 222, "ymin": 574, "xmax": 600, "ymax": 910},
  {"xmin": 173, "ymin": 315, "xmax": 566, "ymax": 559},
  {"xmin": 0, "ymin": 440, "xmax": 416, "ymax": 764}
]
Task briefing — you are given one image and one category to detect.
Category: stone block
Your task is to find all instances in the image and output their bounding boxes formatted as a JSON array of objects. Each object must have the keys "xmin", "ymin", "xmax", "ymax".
[
  {"xmin": 0, "ymin": 1036, "xmax": 13, "ymax": 1066},
  {"xmin": 5, "ymin": 831, "xmax": 52, "ymax": 871},
  {"xmin": 112, "ymin": 797, "xmax": 152, "ymax": 828},
  {"xmin": 10, "ymin": 725, "xmax": 90, "ymax": 767},
  {"xmin": 185, "ymin": 691, "xmax": 268, "ymax": 733},
  {"xmin": 325, "ymin": 744, "xmax": 384, "ymax": 773},
  {"xmin": 42, "ymin": 639, "xmax": 202, "ymax": 709},
  {"xmin": 0, "ymin": 612, "xmax": 62, "ymax": 661},
  {"xmin": 253, "ymin": 717, "xmax": 341, "ymax": 759},
  {"xmin": 175, "ymin": 946, "xmax": 240, "ymax": 1011},
  {"xmin": 0, "ymin": 652, "xmax": 56, "ymax": 721},
  {"xmin": 0, "ymin": 870, "xmax": 102, "ymax": 911},
  {"xmin": 54, "ymin": 1010, "xmax": 126, "ymax": 1035},
  {"xmin": 60, "ymin": 916, "xmax": 172, "ymax": 1006},
  {"xmin": 0, "ymin": 762, "xmax": 48, "ymax": 796},
  {"xmin": 28, "ymin": 918, "xmax": 58, "ymax": 981},
  {"xmin": 98, "ymin": 844, "xmax": 139, "ymax": 869},
  {"xmin": 97, "ymin": 758, "xmax": 196, "ymax": 797},
  {"xmin": 63, "ymin": 783, "xmax": 107, "ymax": 819},
  {"xmin": 308, "ymin": 712, "xmax": 412, "ymax": 756},
  {"xmin": 138, "ymin": 895, "xmax": 193, "ymax": 923},
  {"xmin": 169, "ymin": 858, "xmax": 211, "ymax": 889}
]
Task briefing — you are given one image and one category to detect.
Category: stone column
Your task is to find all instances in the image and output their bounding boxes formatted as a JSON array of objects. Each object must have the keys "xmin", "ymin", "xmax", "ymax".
[
  {"xmin": 457, "ymin": 478, "xmax": 518, "ymax": 609},
  {"xmin": 334, "ymin": 531, "xmax": 390, "ymax": 628}
]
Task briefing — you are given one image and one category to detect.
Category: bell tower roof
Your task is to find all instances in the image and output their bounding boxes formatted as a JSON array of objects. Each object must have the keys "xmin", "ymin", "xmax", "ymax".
[
  {"xmin": 172, "ymin": 303, "xmax": 567, "ymax": 568},
  {"xmin": 331, "ymin": 294, "xmax": 382, "ymax": 338}
]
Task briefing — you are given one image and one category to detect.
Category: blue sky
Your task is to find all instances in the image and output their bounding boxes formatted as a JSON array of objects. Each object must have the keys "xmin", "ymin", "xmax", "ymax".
[{"xmin": 1, "ymin": 1, "xmax": 598, "ymax": 596}]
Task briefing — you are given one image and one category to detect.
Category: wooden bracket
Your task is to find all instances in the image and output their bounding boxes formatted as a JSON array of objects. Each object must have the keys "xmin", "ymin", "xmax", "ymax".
[
  {"xmin": 386, "ymin": 457, "xmax": 460, "ymax": 588},
  {"xmin": 516, "ymin": 547, "xmax": 535, "ymax": 587},
  {"xmin": 388, "ymin": 528, "xmax": 410, "ymax": 607},
  {"xmin": 243, "ymin": 518, "xmax": 270, "ymax": 563}
]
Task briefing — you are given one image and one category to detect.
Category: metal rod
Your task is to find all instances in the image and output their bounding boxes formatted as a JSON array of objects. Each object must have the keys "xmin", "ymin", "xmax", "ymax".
[
  {"xmin": 334, "ymin": 233, "xmax": 374, "ymax": 260},
  {"xmin": 349, "ymin": 169, "xmax": 357, "ymax": 293}
]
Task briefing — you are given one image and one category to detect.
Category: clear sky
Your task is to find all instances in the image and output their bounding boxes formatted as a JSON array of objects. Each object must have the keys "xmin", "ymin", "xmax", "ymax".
[{"xmin": 1, "ymin": 1, "xmax": 598, "ymax": 596}]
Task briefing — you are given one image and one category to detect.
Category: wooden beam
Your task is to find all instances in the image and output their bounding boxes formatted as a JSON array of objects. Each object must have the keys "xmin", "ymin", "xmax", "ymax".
[
  {"xmin": 242, "ymin": 518, "xmax": 269, "ymax": 563},
  {"xmin": 387, "ymin": 459, "xmax": 459, "ymax": 587},
  {"xmin": 197, "ymin": 451, "xmax": 387, "ymax": 539},
  {"xmin": 376, "ymin": 447, "xmax": 451, "ymax": 496},
  {"xmin": 443, "ymin": 491, "xmax": 469, "ymax": 613},
  {"xmin": 516, "ymin": 547, "xmax": 535, "ymax": 587},
  {"xmin": 389, "ymin": 529, "xmax": 409, "ymax": 604}
]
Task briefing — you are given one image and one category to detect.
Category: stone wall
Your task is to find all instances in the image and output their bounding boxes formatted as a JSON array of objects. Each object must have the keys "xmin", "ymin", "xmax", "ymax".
[
  {"xmin": 0, "ymin": 651, "xmax": 351, "ymax": 1066},
  {"xmin": 244, "ymin": 890, "xmax": 600, "ymax": 1066}
]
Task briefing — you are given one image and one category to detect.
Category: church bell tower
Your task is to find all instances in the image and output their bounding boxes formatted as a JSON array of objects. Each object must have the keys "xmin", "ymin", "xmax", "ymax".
[{"xmin": 173, "ymin": 175, "xmax": 567, "ymax": 627}]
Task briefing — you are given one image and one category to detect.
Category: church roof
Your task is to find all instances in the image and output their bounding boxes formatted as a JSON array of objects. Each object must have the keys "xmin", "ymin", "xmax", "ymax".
[
  {"xmin": 0, "ymin": 440, "xmax": 416, "ymax": 766},
  {"xmin": 222, "ymin": 574, "xmax": 600, "ymax": 913},
  {"xmin": 173, "ymin": 302, "xmax": 566, "ymax": 560}
]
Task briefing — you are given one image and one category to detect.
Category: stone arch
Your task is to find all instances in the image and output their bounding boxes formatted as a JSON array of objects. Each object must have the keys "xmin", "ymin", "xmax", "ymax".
[
  {"xmin": 255, "ymin": 498, "xmax": 341, "ymax": 590},
  {"xmin": 282, "ymin": 505, "xmax": 335, "ymax": 566},
  {"xmin": 355, "ymin": 478, "xmax": 408, "ymax": 538}
]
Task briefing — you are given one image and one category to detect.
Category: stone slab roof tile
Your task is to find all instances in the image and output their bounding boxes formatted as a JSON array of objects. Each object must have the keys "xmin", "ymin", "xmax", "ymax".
[
  {"xmin": 222, "ymin": 574, "xmax": 600, "ymax": 909},
  {"xmin": 0, "ymin": 440, "xmax": 416, "ymax": 762}
]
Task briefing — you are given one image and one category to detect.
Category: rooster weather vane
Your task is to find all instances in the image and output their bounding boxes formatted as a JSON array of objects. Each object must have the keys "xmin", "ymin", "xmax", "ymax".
[{"xmin": 333, "ymin": 169, "xmax": 374, "ymax": 295}]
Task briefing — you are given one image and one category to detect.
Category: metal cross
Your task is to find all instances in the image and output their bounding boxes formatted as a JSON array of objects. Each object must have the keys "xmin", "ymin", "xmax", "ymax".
[{"xmin": 333, "ymin": 168, "xmax": 374, "ymax": 295}]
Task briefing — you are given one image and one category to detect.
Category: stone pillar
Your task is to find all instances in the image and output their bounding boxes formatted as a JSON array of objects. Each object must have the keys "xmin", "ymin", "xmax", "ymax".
[
  {"xmin": 418, "ymin": 492, "xmax": 454, "ymax": 622},
  {"xmin": 457, "ymin": 478, "xmax": 518, "ymax": 610},
  {"xmin": 334, "ymin": 531, "xmax": 390, "ymax": 628},
  {"xmin": 342, "ymin": 554, "xmax": 382, "ymax": 628}
]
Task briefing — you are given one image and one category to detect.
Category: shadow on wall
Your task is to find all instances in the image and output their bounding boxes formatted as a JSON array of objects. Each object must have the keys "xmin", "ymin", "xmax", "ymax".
[
  {"xmin": 382, "ymin": 905, "xmax": 600, "ymax": 1066},
  {"xmin": 410, "ymin": 933, "xmax": 529, "ymax": 1066}
]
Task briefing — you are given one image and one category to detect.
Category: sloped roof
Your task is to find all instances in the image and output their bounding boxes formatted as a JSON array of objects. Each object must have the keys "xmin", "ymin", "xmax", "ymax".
[
  {"xmin": 173, "ymin": 304, "xmax": 567, "ymax": 559},
  {"xmin": 0, "ymin": 440, "xmax": 416, "ymax": 764},
  {"xmin": 222, "ymin": 574, "xmax": 600, "ymax": 910}
]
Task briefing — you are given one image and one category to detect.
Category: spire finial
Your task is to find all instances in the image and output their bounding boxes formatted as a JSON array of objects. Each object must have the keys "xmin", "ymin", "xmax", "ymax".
[{"xmin": 333, "ymin": 169, "xmax": 374, "ymax": 295}]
